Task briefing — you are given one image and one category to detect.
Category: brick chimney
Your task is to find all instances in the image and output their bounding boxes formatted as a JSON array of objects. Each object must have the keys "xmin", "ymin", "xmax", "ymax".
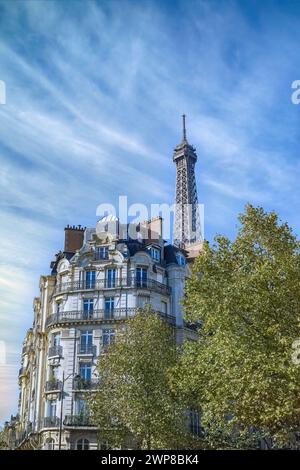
[{"xmin": 64, "ymin": 225, "xmax": 85, "ymax": 253}]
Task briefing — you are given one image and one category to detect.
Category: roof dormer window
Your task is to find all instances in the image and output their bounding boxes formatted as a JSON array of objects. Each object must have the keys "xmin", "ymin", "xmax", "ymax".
[
  {"xmin": 148, "ymin": 246, "xmax": 161, "ymax": 262},
  {"xmin": 95, "ymin": 246, "xmax": 109, "ymax": 260},
  {"xmin": 176, "ymin": 252, "xmax": 186, "ymax": 266}
]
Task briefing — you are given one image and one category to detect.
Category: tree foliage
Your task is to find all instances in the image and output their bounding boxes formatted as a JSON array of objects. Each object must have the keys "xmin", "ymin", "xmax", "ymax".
[
  {"xmin": 0, "ymin": 427, "xmax": 10, "ymax": 450},
  {"xmin": 90, "ymin": 306, "xmax": 196, "ymax": 449},
  {"xmin": 178, "ymin": 205, "xmax": 300, "ymax": 448}
]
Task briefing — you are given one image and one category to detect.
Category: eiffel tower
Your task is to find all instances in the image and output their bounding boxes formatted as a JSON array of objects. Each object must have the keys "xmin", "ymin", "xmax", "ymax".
[{"xmin": 173, "ymin": 115, "xmax": 202, "ymax": 247}]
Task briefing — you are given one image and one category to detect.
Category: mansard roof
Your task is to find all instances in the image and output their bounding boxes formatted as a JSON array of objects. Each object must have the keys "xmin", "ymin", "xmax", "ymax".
[
  {"xmin": 50, "ymin": 223, "xmax": 190, "ymax": 274},
  {"xmin": 164, "ymin": 244, "xmax": 187, "ymax": 265}
]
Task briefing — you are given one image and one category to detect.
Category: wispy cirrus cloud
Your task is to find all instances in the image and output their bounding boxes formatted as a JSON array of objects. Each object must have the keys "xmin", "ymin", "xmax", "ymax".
[{"xmin": 1, "ymin": 0, "xmax": 300, "ymax": 422}]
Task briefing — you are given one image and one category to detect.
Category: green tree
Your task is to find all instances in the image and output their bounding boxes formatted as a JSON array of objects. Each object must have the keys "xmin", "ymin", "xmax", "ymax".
[
  {"xmin": 90, "ymin": 306, "xmax": 196, "ymax": 449},
  {"xmin": 178, "ymin": 205, "xmax": 300, "ymax": 448},
  {"xmin": 0, "ymin": 427, "xmax": 10, "ymax": 450}
]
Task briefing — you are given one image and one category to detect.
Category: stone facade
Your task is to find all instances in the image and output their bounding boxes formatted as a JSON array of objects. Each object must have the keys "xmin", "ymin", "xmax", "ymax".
[{"xmin": 13, "ymin": 219, "xmax": 198, "ymax": 450}]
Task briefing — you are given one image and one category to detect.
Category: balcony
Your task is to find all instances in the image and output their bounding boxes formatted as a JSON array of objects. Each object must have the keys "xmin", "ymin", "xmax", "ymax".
[
  {"xmin": 72, "ymin": 377, "xmax": 99, "ymax": 391},
  {"xmin": 48, "ymin": 345, "xmax": 63, "ymax": 358},
  {"xmin": 63, "ymin": 414, "xmax": 96, "ymax": 428},
  {"xmin": 46, "ymin": 307, "xmax": 136, "ymax": 327},
  {"xmin": 41, "ymin": 417, "xmax": 60, "ymax": 429},
  {"xmin": 134, "ymin": 278, "xmax": 171, "ymax": 295},
  {"xmin": 78, "ymin": 344, "xmax": 97, "ymax": 356},
  {"xmin": 53, "ymin": 277, "xmax": 171, "ymax": 296},
  {"xmin": 45, "ymin": 379, "xmax": 62, "ymax": 392},
  {"xmin": 46, "ymin": 307, "xmax": 176, "ymax": 328}
]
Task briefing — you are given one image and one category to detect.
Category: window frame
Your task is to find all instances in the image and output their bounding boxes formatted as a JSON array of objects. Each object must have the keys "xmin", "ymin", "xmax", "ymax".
[
  {"xmin": 96, "ymin": 246, "xmax": 109, "ymax": 260},
  {"xmin": 148, "ymin": 246, "xmax": 161, "ymax": 262},
  {"xmin": 136, "ymin": 267, "xmax": 148, "ymax": 288},
  {"xmin": 85, "ymin": 270, "xmax": 96, "ymax": 289},
  {"xmin": 104, "ymin": 297, "xmax": 115, "ymax": 319},
  {"xmin": 102, "ymin": 328, "xmax": 115, "ymax": 346},
  {"xmin": 79, "ymin": 362, "xmax": 92, "ymax": 381},
  {"xmin": 106, "ymin": 268, "xmax": 116, "ymax": 288},
  {"xmin": 80, "ymin": 330, "xmax": 93, "ymax": 353},
  {"xmin": 83, "ymin": 299, "xmax": 94, "ymax": 319},
  {"xmin": 76, "ymin": 438, "xmax": 90, "ymax": 450}
]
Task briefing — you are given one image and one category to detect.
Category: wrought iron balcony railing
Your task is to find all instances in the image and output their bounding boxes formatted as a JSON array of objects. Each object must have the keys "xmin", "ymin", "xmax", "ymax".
[
  {"xmin": 46, "ymin": 308, "xmax": 176, "ymax": 328},
  {"xmin": 48, "ymin": 345, "xmax": 63, "ymax": 358},
  {"xmin": 41, "ymin": 417, "xmax": 60, "ymax": 429},
  {"xmin": 45, "ymin": 379, "xmax": 62, "ymax": 392},
  {"xmin": 46, "ymin": 307, "xmax": 136, "ymax": 327},
  {"xmin": 63, "ymin": 414, "xmax": 96, "ymax": 427},
  {"xmin": 72, "ymin": 377, "xmax": 99, "ymax": 391},
  {"xmin": 46, "ymin": 307, "xmax": 176, "ymax": 328},
  {"xmin": 78, "ymin": 344, "xmax": 97, "ymax": 355},
  {"xmin": 53, "ymin": 277, "xmax": 171, "ymax": 296}
]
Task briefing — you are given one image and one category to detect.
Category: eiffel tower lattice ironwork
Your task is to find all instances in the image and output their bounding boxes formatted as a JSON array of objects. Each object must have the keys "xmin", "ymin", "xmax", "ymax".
[{"xmin": 173, "ymin": 115, "xmax": 202, "ymax": 247}]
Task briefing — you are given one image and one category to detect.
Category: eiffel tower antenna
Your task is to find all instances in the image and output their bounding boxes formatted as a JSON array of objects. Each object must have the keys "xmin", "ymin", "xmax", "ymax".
[{"xmin": 182, "ymin": 114, "xmax": 187, "ymax": 142}]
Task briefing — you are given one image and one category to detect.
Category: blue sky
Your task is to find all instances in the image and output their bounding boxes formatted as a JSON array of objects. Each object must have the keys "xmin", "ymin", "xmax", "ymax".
[{"xmin": 1, "ymin": 0, "xmax": 300, "ymax": 423}]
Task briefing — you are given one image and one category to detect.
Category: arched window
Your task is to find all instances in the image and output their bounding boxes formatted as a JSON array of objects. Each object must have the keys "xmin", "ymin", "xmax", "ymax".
[
  {"xmin": 45, "ymin": 438, "xmax": 55, "ymax": 450},
  {"xmin": 76, "ymin": 438, "xmax": 90, "ymax": 450}
]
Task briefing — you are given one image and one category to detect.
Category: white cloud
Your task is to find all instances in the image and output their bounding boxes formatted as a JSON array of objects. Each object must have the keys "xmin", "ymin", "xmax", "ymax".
[{"xmin": 1, "ymin": 0, "xmax": 300, "ymax": 423}]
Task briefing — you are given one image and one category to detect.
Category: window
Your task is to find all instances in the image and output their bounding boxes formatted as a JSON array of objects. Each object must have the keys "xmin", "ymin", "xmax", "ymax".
[
  {"xmin": 50, "ymin": 333, "xmax": 61, "ymax": 357},
  {"xmin": 176, "ymin": 252, "xmax": 186, "ymax": 266},
  {"xmin": 96, "ymin": 246, "xmax": 108, "ymax": 260},
  {"xmin": 161, "ymin": 301, "xmax": 167, "ymax": 315},
  {"xmin": 106, "ymin": 268, "xmax": 116, "ymax": 288},
  {"xmin": 102, "ymin": 328, "xmax": 115, "ymax": 346},
  {"xmin": 85, "ymin": 270, "xmax": 96, "ymax": 289},
  {"xmin": 45, "ymin": 438, "xmax": 55, "ymax": 450},
  {"xmin": 104, "ymin": 297, "xmax": 114, "ymax": 319},
  {"xmin": 79, "ymin": 362, "xmax": 92, "ymax": 381},
  {"xmin": 136, "ymin": 267, "xmax": 148, "ymax": 288},
  {"xmin": 80, "ymin": 330, "xmax": 93, "ymax": 354},
  {"xmin": 52, "ymin": 332, "xmax": 60, "ymax": 348},
  {"xmin": 137, "ymin": 296, "xmax": 150, "ymax": 308},
  {"xmin": 76, "ymin": 398, "xmax": 88, "ymax": 415},
  {"xmin": 83, "ymin": 299, "xmax": 94, "ymax": 319},
  {"xmin": 48, "ymin": 400, "xmax": 57, "ymax": 418},
  {"xmin": 50, "ymin": 365, "xmax": 59, "ymax": 379},
  {"xmin": 76, "ymin": 438, "xmax": 90, "ymax": 450},
  {"xmin": 148, "ymin": 246, "xmax": 161, "ymax": 262}
]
